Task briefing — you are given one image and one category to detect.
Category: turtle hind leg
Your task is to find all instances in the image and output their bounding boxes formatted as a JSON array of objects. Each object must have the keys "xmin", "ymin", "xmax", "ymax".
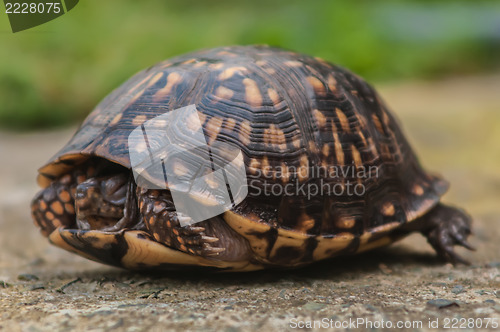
[
  {"xmin": 420, "ymin": 203, "xmax": 474, "ymax": 265},
  {"xmin": 137, "ymin": 187, "xmax": 252, "ymax": 261}
]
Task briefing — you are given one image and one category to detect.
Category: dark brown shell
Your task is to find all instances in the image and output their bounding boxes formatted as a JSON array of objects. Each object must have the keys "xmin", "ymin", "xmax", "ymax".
[{"xmin": 38, "ymin": 45, "xmax": 448, "ymax": 237}]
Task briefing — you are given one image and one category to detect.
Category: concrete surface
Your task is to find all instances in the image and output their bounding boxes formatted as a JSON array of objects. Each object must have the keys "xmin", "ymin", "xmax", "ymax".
[{"xmin": 1, "ymin": 75, "xmax": 499, "ymax": 331}]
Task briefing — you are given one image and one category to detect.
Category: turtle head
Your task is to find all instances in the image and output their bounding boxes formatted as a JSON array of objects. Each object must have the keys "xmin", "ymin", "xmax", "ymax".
[{"xmin": 75, "ymin": 173, "xmax": 129, "ymax": 229}]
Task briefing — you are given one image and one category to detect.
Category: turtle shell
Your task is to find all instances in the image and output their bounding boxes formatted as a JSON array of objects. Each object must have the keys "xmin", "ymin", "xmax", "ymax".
[{"xmin": 38, "ymin": 45, "xmax": 448, "ymax": 256}]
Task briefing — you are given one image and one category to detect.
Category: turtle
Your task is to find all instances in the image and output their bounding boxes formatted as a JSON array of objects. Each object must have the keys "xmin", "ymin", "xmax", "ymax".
[{"xmin": 31, "ymin": 45, "xmax": 473, "ymax": 271}]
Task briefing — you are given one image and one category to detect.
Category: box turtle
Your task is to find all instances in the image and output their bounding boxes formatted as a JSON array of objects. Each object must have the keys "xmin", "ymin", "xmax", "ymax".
[{"xmin": 31, "ymin": 45, "xmax": 473, "ymax": 271}]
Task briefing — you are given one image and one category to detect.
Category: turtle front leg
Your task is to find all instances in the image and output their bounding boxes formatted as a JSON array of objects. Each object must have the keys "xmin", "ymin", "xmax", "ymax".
[
  {"xmin": 137, "ymin": 187, "xmax": 225, "ymax": 257},
  {"xmin": 420, "ymin": 203, "xmax": 474, "ymax": 264},
  {"xmin": 137, "ymin": 187, "xmax": 252, "ymax": 260}
]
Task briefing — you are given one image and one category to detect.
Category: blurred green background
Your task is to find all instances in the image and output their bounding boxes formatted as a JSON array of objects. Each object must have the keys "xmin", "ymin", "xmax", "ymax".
[{"xmin": 0, "ymin": 0, "xmax": 499, "ymax": 130}]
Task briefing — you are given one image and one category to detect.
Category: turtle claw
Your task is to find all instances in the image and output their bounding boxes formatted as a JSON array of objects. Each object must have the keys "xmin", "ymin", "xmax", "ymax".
[
  {"xmin": 456, "ymin": 238, "xmax": 475, "ymax": 251},
  {"xmin": 201, "ymin": 235, "xmax": 219, "ymax": 243},
  {"xmin": 176, "ymin": 225, "xmax": 223, "ymax": 256},
  {"xmin": 439, "ymin": 242, "xmax": 471, "ymax": 265},
  {"xmin": 203, "ymin": 245, "xmax": 225, "ymax": 256},
  {"xmin": 190, "ymin": 226, "xmax": 206, "ymax": 233}
]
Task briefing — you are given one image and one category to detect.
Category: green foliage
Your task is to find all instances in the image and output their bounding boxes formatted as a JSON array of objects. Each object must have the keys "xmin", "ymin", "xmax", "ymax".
[{"xmin": 0, "ymin": 0, "xmax": 498, "ymax": 130}]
